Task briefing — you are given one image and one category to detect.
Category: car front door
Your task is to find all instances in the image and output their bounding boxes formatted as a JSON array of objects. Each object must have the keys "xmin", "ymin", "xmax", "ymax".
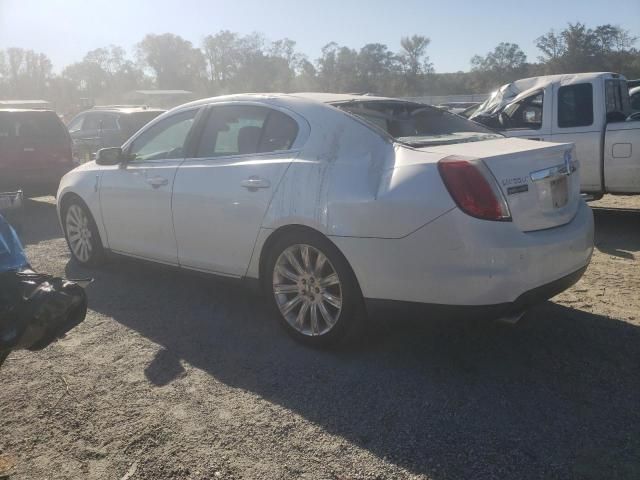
[
  {"xmin": 171, "ymin": 103, "xmax": 303, "ymax": 276},
  {"xmin": 99, "ymin": 108, "xmax": 199, "ymax": 264}
]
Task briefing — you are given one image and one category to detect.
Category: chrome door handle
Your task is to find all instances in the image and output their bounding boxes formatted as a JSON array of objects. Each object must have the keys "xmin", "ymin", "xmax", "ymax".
[
  {"xmin": 241, "ymin": 177, "xmax": 270, "ymax": 190},
  {"xmin": 147, "ymin": 176, "xmax": 169, "ymax": 188}
]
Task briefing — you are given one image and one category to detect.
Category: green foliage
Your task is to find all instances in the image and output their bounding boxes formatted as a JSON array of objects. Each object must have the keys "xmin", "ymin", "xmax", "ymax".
[{"xmin": 0, "ymin": 23, "xmax": 638, "ymax": 112}]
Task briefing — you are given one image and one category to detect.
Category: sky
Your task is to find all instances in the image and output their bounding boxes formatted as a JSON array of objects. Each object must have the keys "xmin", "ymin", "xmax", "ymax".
[{"xmin": 1, "ymin": 0, "xmax": 639, "ymax": 73}]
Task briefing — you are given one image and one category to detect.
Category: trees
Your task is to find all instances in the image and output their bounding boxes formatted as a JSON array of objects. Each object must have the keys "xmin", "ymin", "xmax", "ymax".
[
  {"xmin": 535, "ymin": 23, "xmax": 639, "ymax": 76},
  {"xmin": 136, "ymin": 33, "xmax": 206, "ymax": 90},
  {"xmin": 0, "ymin": 48, "xmax": 53, "ymax": 99},
  {"xmin": 398, "ymin": 35, "xmax": 433, "ymax": 95},
  {"xmin": 470, "ymin": 42, "xmax": 527, "ymax": 91},
  {"xmin": 2, "ymin": 24, "xmax": 638, "ymax": 112}
]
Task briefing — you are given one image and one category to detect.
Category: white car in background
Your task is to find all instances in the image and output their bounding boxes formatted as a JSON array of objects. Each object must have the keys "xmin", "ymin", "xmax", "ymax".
[{"xmin": 57, "ymin": 93, "xmax": 594, "ymax": 346}]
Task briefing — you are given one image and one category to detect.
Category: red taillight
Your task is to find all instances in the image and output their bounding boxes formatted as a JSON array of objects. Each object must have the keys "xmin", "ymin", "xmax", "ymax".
[{"xmin": 438, "ymin": 156, "xmax": 511, "ymax": 221}]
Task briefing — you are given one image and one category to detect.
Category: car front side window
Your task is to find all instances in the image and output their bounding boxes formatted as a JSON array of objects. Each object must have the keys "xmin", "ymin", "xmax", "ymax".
[{"xmin": 128, "ymin": 110, "xmax": 197, "ymax": 162}]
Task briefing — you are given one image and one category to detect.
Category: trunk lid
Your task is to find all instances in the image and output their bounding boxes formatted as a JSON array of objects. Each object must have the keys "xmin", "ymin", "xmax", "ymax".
[{"xmin": 418, "ymin": 137, "xmax": 580, "ymax": 232}]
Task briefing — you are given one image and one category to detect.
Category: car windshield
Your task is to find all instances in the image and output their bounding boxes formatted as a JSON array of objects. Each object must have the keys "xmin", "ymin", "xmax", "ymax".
[
  {"xmin": 120, "ymin": 111, "xmax": 164, "ymax": 136},
  {"xmin": 334, "ymin": 100, "xmax": 501, "ymax": 147}
]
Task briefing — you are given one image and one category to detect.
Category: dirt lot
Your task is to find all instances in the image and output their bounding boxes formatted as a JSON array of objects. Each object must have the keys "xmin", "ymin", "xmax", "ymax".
[{"xmin": 1, "ymin": 196, "xmax": 639, "ymax": 480}]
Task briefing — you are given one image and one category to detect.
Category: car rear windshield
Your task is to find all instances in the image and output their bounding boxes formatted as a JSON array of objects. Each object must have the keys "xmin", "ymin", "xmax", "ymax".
[
  {"xmin": 0, "ymin": 111, "xmax": 69, "ymax": 145},
  {"xmin": 334, "ymin": 101, "xmax": 502, "ymax": 147},
  {"xmin": 120, "ymin": 111, "xmax": 164, "ymax": 136}
]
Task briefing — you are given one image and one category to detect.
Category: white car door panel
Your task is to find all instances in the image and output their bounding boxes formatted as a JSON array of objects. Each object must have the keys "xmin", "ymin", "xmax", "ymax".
[
  {"xmin": 99, "ymin": 108, "xmax": 198, "ymax": 264},
  {"xmin": 172, "ymin": 104, "xmax": 301, "ymax": 276},
  {"xmin": 172, "ymin": 155, "xmax": 294, "ymax": 275},
  {"xmin": 604, "ymin": 120, "xmax": 640, "ymax": 193},
  {"xmin": 100, "ymin": 161, "xmax": 180, "ymax": 263}
]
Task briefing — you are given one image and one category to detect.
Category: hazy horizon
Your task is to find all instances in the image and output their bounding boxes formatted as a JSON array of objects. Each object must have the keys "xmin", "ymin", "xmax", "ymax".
[{"xmin": 1, "ymin": 0, "xmax": 639, "ymax": 73}]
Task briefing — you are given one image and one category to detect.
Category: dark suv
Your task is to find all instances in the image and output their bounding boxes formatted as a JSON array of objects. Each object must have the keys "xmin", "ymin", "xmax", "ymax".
[
  {"xmin": 67, "ymin": 106, "xmax": 165, "ymax": 162},
  {"xmin": 0, "ymin": 109, "xmax": 74, "ymax": 196}
]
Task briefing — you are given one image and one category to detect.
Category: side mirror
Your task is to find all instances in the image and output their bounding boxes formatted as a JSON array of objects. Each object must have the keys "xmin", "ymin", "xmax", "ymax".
[{"xmin": 95, "ymin": 147, "xmax": 125, "ymax": 165}]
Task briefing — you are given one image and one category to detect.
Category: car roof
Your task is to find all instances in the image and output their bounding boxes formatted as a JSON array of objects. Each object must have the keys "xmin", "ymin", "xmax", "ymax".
[
  {"xmin": 87, "ymin": 106, "xmax": 166, "ymax": 114},
  {"xmin": 0, "ymin": 108, "xmax": 57, "ymax": 113},
  {"xmin": 176, "ymin": 92, "xmax": 417, "ymax": 112}
]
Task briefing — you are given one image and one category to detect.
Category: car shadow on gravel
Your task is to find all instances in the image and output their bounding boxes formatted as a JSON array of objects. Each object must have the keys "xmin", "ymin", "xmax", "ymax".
[
  {"xmin": 593, "ymin": 208, "xmax": 640, "ymax": 259},
  {"xmin": 10, "ymin": 197, "xmax": 62, "ymax": 246},
  {"xmin": 66, "ymin": 255, "xmax": 640, "ymax": 480}
]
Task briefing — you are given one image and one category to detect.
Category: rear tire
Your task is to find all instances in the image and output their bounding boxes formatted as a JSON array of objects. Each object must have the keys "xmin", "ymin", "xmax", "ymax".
[
  {"xmin": 263, "ymin": 230, "xmax": 364, "ymax": 348},
  {"xmin": 62, "ymin": 198, "xmax": 105, "ymax": 267}
]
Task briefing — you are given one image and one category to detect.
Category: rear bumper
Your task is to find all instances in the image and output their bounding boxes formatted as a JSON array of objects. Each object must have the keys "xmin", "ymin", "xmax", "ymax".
[
  {"xmin": 365, "ymin": 265, "xmax": 587, "ymax": 319},
  {"xmin": 331, "ymin": 200, "xmax": 594, "ymax": 307},
  {"xmin": 0, "ymin": 168, "xmax": 71, "ymax": 195}
]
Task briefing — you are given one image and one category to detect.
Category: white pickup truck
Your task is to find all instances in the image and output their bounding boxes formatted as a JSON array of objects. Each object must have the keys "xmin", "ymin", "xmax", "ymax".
[{"xmin": 469, "ymin": 72, "xmax": 640, "ymax": 199}]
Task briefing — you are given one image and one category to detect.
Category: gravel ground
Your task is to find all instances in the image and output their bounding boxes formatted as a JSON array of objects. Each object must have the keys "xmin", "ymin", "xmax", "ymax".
[{"xmin": 1, "ymin": 195, "xmax": 639, "ymax": 480}]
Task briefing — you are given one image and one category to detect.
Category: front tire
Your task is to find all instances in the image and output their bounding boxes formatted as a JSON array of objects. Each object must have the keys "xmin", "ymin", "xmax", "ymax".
[
  {"xmin": 264, "ymin": 230, "xmax": 363, "ymax": 347},
  {"xmin": 62, "ymin": 199, "xmax": 105, "ymax": 267}
]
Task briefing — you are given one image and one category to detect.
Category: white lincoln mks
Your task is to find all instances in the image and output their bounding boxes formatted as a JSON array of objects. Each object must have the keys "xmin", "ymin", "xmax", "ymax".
[{"xmin": 57, "ymin": 93, "xmax": 594, "ymax": 346}]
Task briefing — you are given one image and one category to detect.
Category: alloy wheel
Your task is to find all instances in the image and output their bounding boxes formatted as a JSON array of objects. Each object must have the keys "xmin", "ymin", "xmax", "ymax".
[
  {"xmin": 272, "ymin": 244, "xmax": 343, "ymax": 336},
  {"xmin": 65, "ymin": 204, "xmax": 93, "ymax": 263}
]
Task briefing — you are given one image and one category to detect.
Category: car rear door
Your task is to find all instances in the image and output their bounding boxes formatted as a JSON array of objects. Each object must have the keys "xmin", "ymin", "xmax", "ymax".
[
  {"xmin": 171, "ymin": 103, "xmax": 303, "ymax": 276},
  {"xmin": 99, "ymin": 108, "xmax": 200, "ymax": 264}
]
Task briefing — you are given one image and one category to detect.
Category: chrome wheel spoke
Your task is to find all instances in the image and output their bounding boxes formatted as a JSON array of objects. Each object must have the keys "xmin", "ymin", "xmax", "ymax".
[
  {"xmin": 301, "ymin": 245, "xmax": 311, "ymax": 272},
  {"xmin": 322, "ymin": 292, "xmax": 342, "ymax": 309},
  {"xmin": 314, "ymin": 252, "xmax": 327, "ymax": 275},
  {"xmin": 274, "ymin": 283, "xmax": 299, "ymax": 294},
  {"xmin": 319, "ymin": 273, "xmax": 339, "ymax": 288},
  {"xmin": 281, "ymin": 295, "xmax": 303, "ymax": 316},
  {"xmin": 310, "ymin": 304, "xmax": 319, "ymax": 335},
  {"xmin": 296, "ymin": 301, "xmax": 310, "ymax": 329},
  {"xmin": 317, "ymin": 301, "xmax": 336, "ymax": 327},
  {"xmin": 276, "ymin": 265, "xmax": 298, "ymax": 283},
  {"xmin": 284, "ymin": 249, "xmax": 304, "ymax": 275}
]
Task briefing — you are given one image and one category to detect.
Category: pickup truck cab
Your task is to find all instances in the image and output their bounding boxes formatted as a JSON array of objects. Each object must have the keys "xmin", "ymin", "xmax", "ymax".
[{"xmin": 470, "ymin": 72, "xmax": 640, "ymax": 197}]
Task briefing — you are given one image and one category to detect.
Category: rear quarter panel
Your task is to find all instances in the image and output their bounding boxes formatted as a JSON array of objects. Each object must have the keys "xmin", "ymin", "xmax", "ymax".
[{"xmin": 259, "ymin": 102, "xmax": 455, "ymax": 239}]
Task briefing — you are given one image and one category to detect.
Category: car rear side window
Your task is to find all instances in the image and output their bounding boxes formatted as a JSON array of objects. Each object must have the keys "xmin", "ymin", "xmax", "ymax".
[
  {"xmin": 196, "ymin": 106, "xmax": 298, "ymax": 158},
  {"xmin": 196, "ymin": 106, "xmax": 267, "ymax": 158},
  {"xmin": 259, "ymin": 110, "xmax": 298, "ymax": 152},
  {"xmin": 558, "ymin": 83, "xmax": 593, "ymax": 128},
  {"xmin": 83, "ymin": 114, "xmax": 101, "ymax": 131},
  {"xmin": 100, "ymin": 115, "xmax": 118, "ymax": 130}
]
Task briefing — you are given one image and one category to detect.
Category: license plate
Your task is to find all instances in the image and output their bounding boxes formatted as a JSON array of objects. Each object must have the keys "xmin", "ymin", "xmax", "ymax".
[
  {"xmin": 0, "ymin": 192, "xmax": 23, "ymax": 211},
  {"xmin": 550, "ymin": 177, "xmax": 568, "ymax": 208}
]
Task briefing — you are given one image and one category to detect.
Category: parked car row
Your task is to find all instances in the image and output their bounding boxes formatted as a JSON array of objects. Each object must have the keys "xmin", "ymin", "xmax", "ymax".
[
  {"xmin": 10, "ymin": 73, "xmax": 640, "ymax": 346},
  {"xmin": 467, "ymin": 72, "xmax": 640, "ymax": 199},
  {"xmin": 0, "ymin": 105, "xmax": 164, "ymax": 197},
  {"xmin": 56, "ymin": 92, "xmax": 594, "ymax": 346},
  {"xmin": 67, "ymin": 105, "xmax": 165, "ymax": 163}
]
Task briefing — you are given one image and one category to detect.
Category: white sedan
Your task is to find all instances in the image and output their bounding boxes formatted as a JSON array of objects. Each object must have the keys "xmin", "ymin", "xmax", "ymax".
[{"xmin": 57, "ymin": 93, "xmax": 594, "ymax": 346}]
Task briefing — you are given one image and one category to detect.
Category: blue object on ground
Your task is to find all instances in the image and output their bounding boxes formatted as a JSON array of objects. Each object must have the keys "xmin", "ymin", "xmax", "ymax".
[{"xmin": 0, "ymin": 214, "xmax": 29, "ymax": 272}]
